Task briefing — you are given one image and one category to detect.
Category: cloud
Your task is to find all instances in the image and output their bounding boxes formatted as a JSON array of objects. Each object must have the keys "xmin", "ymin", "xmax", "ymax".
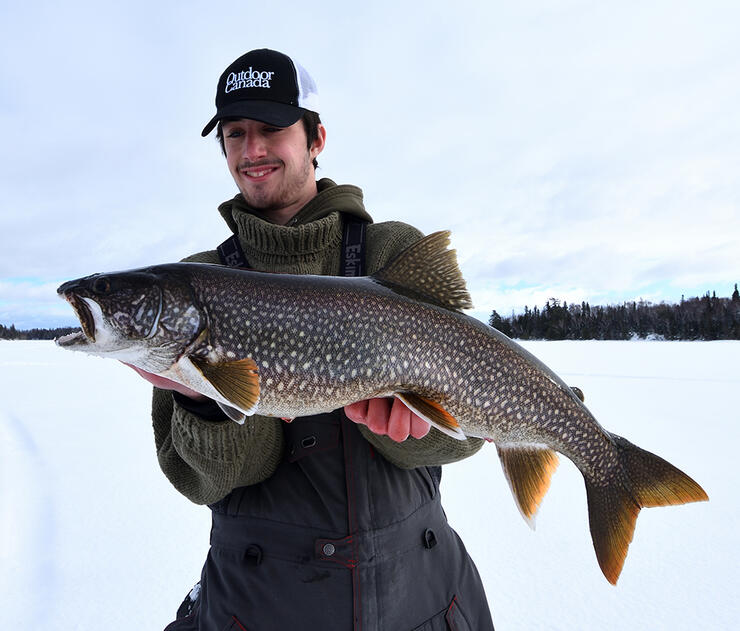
[
  {"xmin": 0, "ymin": 279, "xmax": 76, "ymax": 329},
  {"xmin": 1, "ymin": 1, "xmax": 739, "ymax": 326}
]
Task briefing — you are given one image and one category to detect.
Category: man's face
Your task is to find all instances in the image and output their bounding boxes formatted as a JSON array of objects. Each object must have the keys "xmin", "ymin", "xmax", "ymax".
[{"xmin": 221, "ymin": 118, "xmax": 325, "ymax": 224}]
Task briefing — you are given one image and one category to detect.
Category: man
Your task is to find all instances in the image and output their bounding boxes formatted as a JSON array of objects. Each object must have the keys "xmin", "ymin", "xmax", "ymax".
[{"xmin": 137, "ymin": 49, "xmax": 494, "ymax": 630}]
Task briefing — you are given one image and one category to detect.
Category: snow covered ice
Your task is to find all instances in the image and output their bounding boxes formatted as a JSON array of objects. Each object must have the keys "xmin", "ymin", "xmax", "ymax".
[{"xmin": 1, "ymin": 340, "xmax": 737, "ymax": 630}]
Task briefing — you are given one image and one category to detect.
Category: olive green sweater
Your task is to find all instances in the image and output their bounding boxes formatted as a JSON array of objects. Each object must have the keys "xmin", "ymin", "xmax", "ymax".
[{"xmin": 152, "ymin": 179, "xmax": 484, "ymax": 504}]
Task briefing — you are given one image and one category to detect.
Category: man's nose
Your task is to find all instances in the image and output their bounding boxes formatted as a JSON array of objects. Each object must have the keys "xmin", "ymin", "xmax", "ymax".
[{"xmin": 242, "ymin": 131, "xmax": 268, "ymax": 161}]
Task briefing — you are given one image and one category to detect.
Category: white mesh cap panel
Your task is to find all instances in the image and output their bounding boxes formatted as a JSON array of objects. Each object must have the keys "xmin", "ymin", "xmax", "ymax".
[{"xmin": 294, "ymin": 60, "xmax": 320, "ymax": 113}]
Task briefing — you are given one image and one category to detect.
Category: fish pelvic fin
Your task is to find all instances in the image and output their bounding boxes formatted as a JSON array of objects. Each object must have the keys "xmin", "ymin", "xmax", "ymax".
[
  {"xmin": 586, "ymin": 433, "xmax": 709, "ymax": 585},
  {"xmin": 372, "ymin": 231, "xmax": 473, "ymax": 311},
  {"xmin": 217, "ymin": 402, "xmax": 247, "ymax": 424},
  {"xmin": 394, "ymin": 392, "xmax": 466, "ymax": 440},
  {"xmin": 190, "ymin": 356, "xmax": 260, "ymax": 417},
  {"xmin": 497, "ymin": 445, "xmax": 559, "ymax": 530}
]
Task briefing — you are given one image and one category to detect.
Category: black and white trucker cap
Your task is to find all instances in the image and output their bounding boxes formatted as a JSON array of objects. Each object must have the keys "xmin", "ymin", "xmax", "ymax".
[{"xmin": 201, "ymin": 48, "xmax": 319, "ymax": 136}]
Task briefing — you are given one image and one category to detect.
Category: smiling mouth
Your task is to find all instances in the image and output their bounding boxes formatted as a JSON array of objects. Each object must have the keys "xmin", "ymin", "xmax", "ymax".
[{"xmin": 242, "ymin": 164, "xmax": 280, "ymax": 179}]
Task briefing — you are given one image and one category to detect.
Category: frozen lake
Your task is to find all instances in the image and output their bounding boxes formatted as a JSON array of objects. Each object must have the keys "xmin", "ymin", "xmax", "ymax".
[{"xmin": 1, "ymin": 340, "xmax": 736, "ymax": 629}]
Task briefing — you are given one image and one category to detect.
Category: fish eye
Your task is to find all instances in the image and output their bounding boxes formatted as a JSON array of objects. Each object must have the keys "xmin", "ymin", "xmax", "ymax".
[{"xmin": 92, "ymin": 276, "xmax": 111, "ymax": 295}]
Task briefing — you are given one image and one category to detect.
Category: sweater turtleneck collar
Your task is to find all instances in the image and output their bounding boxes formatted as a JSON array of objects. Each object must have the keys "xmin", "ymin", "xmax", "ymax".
[{"xmin": 215, "ymin": 178, "xmax": 373, "ymax": 268}]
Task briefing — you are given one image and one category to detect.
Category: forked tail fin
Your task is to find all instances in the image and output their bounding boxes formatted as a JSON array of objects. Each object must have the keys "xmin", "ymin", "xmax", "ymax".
[{"xmin": 585, "ymin": 433, "xmax": 708, "ymax": 585}]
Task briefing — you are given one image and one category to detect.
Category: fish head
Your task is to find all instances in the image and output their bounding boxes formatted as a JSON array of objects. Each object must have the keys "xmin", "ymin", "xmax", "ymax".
[{"xmin": 55, "ymin": 266, "xmax": 204, "ymax": 372}]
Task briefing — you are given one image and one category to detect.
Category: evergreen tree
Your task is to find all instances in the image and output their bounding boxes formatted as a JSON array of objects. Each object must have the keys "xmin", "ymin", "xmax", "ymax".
[
  {"xmin": 0, "ymin": 324, "xmax": 79, "ymax": 340},
  {"xmin": 489, "ymin": 284, "xmax": 740, "ymax": 341},
  {"xmin": 488, "ymin": 310, "xmax": 513, "ymax": 337}
]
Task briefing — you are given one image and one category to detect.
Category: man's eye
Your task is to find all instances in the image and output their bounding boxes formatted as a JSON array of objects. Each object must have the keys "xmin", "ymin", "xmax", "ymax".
[
  {"xmin": 226, "ymin": 130, "xmax": 243, "ymax": 138},
  {"xmin": 264, "ymin": 127, "xmax": 282, "ymax": 133}
]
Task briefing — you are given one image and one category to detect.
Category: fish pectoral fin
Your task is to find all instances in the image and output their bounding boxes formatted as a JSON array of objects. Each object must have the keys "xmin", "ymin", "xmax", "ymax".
[
  {"xmin": 217, "ymin": 402, "xmax": 247, "ymax": 424},
  {"xmin": 394, "ymin": 392, "xmax": 466, "ymax": 441},
  {"xmin": 497, "ymin": 445, "xmax": 559, "ymax": 530},
  {"xmin": 190, "ymin": 356, "xmax": 260, "ymax": 416}
]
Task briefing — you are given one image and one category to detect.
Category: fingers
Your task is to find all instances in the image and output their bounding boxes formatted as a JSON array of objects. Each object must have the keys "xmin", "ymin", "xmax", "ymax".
[
  {"xmin": 344, "ymin": 399, "xmax": 389, "ymax": 434},
  {"xmin": 410, "ymin": 413, "xmax": 431, "ymax": 439},
  {"xmin": 387, "ymin": 397, "xmax": 412, "ymax": 442},
  {"xmin": 343, "ymin": 399, "xmax": 369, "ymax": 424},
  {"xmin": 344, "ymin": 397, "xmax": 431, "ymax": 442},
  {"xmin": 388, "ymin": 398, "xmax": 431, "ymax": 441},
  {"xmin": 366, "ymin": 398, "xmax": 392, "ymax": 436}
]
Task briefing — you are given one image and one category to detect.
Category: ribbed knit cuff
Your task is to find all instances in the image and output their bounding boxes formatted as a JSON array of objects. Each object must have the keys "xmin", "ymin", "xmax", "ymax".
[{"xmin": 356, "ymin": 424, "xmax": 486, "ymax": 469}]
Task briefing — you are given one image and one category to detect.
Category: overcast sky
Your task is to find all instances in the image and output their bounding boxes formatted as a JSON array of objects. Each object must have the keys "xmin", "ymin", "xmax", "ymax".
[{"xmin": 1, "ymin": 0, "xmax": 738, "ymax": 328}]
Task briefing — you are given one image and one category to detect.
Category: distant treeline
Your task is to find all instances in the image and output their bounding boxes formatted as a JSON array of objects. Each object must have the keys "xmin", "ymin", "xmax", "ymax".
[
  {"xmin": 490, "ymin": 285, "xmax": 740, "ymax": 340},
  {"xmin": 0, "ymin": 324, "xmax": 79, "ymax": 341}
]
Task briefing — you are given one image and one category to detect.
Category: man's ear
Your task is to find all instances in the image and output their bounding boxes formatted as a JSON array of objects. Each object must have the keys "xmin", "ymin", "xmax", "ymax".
[{"xmin": 310, "ymin": 124, "xmax": 327, "ymax": 160}]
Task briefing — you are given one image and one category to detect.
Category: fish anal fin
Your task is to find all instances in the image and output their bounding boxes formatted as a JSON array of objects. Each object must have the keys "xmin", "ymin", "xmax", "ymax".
[
  {"xmin": 372, "ymin": 231, "xmax": 473, "ymax": 311},
  {"xmin": 394, "ymin": 392, "xmax": 466, "ymax": 440},
  {"xmin": 190, "ymin": 356, "xmax": 260, "ymax": 417},
  {"xmin": 497, "ymin": 444, "xmax": 559, "ymax": 529},
  {"xmin": 586, "ymin": 433, "xmax": 709, "ymax": 585}
]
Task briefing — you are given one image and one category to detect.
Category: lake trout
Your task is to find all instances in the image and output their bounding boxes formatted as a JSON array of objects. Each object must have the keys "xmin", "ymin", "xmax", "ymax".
[{"xmin": 56, "ymin": 231, "xmax": 707, "ymax": 584}]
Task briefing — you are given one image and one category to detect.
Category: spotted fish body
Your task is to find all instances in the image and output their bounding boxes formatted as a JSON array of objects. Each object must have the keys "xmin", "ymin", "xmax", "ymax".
[{"xmin": 56, "ymin": 231, "xmax": 707, "ymax": 585}]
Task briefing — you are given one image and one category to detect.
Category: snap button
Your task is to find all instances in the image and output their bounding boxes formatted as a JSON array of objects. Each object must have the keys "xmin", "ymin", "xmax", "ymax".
[
  {"xmin": 423, "ymin": 528, "xmax": 437, "ymax": 549},
  {"xmin": 322, "ymin": 543, "xmax": 336, "ymax": 556}
]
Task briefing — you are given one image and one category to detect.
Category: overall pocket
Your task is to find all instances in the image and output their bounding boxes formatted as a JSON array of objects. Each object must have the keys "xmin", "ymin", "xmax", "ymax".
[
  {"xmin": 411, "ymin": 596, "xmax": 472, "ymax": 631},
  {"xmin": 221, "ymin": 616, "xmax": 247, "ymax": 631}
]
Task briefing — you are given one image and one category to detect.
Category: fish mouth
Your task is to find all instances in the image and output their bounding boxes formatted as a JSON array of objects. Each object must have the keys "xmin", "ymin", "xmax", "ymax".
[{"xmin": 58, "ymin": 293, "xmax": 96, "ymax": 345}]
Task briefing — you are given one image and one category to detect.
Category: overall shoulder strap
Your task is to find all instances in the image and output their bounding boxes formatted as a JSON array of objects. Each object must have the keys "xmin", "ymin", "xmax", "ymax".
[
  {"xmin": 217, "ymin": 235, "xmax": 250, "ymax": 269},
  {"xmin": 341, "ymin": 217, "xmax": 367, "ymax": 277}
]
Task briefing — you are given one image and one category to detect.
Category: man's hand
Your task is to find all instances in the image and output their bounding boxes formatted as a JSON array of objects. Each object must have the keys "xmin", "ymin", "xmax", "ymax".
[
  {"xmin": 344, "ymin": 397, "xmax": 431, "ymax": 442},
  {"xmin": 122, "ymin": 362, "xmax": 207, "ymax": 401}
]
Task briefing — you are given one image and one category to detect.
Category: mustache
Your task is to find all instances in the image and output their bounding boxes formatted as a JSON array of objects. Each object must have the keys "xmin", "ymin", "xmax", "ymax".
[{"xmin": 238, "ymin": 159, "xmax": 283, "ymax": 170}]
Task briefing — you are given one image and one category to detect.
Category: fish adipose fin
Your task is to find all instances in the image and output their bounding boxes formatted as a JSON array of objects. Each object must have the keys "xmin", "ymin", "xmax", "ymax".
[
  {"xmin": 587, "ymin": 433, "xmax": 709, "ymax": 585},
  {"xmin": 497, "ymin": 445, "xmax": 560, "ymax": 529},
  {"xmin": 372, "ymin": 231, "xmax": 473, "ymax": 311},
  {"xmin": 190, "ymin": 356, "xmax": 260, "ymax": 417},
  {"xmin": 394, "ymin": 392, "xmax": 466, "ymax": 440}
]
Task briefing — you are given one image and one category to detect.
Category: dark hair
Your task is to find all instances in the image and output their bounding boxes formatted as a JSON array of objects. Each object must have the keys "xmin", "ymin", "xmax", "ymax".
[{"xmin": 216, "ymin": 110, "xmax": 322, "ymax": 169}]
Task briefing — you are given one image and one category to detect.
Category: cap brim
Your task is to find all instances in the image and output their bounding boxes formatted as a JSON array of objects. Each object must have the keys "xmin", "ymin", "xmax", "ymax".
[{"xmin": 201, "ymin": 100, "xmax": 305, "ymax": 136}]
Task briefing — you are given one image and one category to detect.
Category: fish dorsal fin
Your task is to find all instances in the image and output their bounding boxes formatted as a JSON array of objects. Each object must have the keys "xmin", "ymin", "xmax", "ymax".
[
  {"xmin": 372, "ymin": 231, "xmax": 473, "ymax": 311},
  {"xmin": 497, "ymin": 444, "xmax": 560, "ymax": 529},
  {"xmin": 190, "ymin": 356, "xmax": 260, "ymax": 417}
]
